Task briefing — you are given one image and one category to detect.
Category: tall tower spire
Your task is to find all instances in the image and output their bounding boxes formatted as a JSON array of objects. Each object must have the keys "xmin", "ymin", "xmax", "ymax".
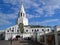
[
  {"xmin": 20, "ymin": 4, "xmax": 25, "ymax": 13},
  {"xmin": 17, "ymin": 4, "xmax": 28, "ymax": 25},
  {"xmin": 18, "ymin": 4, "xmax": 26, "ymax": 18}
]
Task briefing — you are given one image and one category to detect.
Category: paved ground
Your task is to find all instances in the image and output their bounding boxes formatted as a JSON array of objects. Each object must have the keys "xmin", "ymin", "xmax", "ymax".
[
  {"xmin": 0, "ymin": 39, "xmax": 42, "ymax": 45},
  {"xmin": 0, "ymin": 40, "xmax": 10, "ymax": 45}
]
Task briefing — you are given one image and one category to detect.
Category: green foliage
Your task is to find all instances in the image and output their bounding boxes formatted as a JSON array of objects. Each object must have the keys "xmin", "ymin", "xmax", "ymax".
[{"xmin": 18, "ymin": 23, "xmax": 24, "ymax": 33}]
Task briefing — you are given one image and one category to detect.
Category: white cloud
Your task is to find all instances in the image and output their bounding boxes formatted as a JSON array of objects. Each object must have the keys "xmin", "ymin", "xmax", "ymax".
[
  {"xmin": 3, "ymin": 0, "xmax": 39, "ymax": 8},
  {"xmin": 25, "ymin": 0, "xmax": 60, "ymax": 17},
  {"xmin": 3, "ymin": 0, "xmax": 60, "ymax": 17},
  {"xmin": 30, "ymin": 19, "xmax": 60, "ymax": 25},
  {"xmin": 40, "ymin": 19, "xmax": 59, "ymax": 24},
  {"xmin": 42, "ymin": 0, "xmax": 60, "ymax": 16},
  {"xmin": 0, "ymin": 6, "xmax": 18, "ymax": 26},
  {"xmin": 1, "ymin": 0, "xmax": 60, "ymax": 18},
  {"xmin": 0, "ymin": 13, "xmax": 18, "ymax": 20},
  {"xmin": 43, "ymin": 5, "xmax": 60, "ymax": 17},
  {"xmin": 0, "ymin": 13, "xmax": 18, "ymax": 26},
  {"xmin": 35, "ymin": 8, "xmax": 44, "ymax": 15},
  {"xmin": 27, "ymin": 14, "xmax": 41, "ymax": 18},
  {"xmin": 0, "ymin": 19, "xmax": 11, "ymax": 25},
  {"xmin": 3, "ymin": 0, "xmax": 19, "ymax": 5}
]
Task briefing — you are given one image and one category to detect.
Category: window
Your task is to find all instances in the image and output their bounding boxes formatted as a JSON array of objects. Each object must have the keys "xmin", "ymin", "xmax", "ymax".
[
  {"xmin": 17, "ymin": 30, "xmax": 19, "ymax": 32},
  {"xmin": 32, "ymin": 29, "xmax": 33, "ymax": 32},
  {"xmin": 12, "ymin": 30, "xmax": 14, "ymax": 32},
  {"xmin": 10, "ymin": 28, "xmax": 11, "ymax": 30},
  {"xmin": 37, "ymin": 29, "xmax": 39, "ymax": 31},
  {"xmin": 7, "ymin": 30, "xmax": 9, "ymax": 32},
  {"xmin": 35, "ymin": 29, "xmax": 36, "ymax": 32},
  {"xmin": 12, "ymin": 27, "xmax": 14, "ymax": 30},
  {"xmin": 47, "ymin": 29, "xmax": 49, "ymax": 31},
  {"xmin": 21, "ymin": 13, "xmax": 22, "ymax": 16},
  {"xmin": 26, "ymin": 30, "xmax": 28, "ymax": 32},
  {"xmin": 42, "ymin": 29, "xmax": 44, "ymax": 31}
]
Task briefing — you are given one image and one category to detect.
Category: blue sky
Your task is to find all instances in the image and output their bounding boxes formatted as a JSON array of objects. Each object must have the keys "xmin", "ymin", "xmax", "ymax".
[{"xmin": 0, "ymin": 0, "xmax": 60, "ymax": 30}]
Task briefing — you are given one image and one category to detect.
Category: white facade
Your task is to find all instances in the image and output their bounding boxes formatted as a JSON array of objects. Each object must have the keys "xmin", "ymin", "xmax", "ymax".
[
  {"xmin": 24, "ymin": 26, "xmax": 51, "ymax": 35},
  {"xmin": 23, "ymin": 26, "xmax": 52, "ymax": 42},
  {"xmin": 18, "ymin": 17, "xmax": 28, "ymax": 25},
  {"xmin": 5, "ymin": 25, "xmax": 20, "ymax": 40},
  {"xmin": 55, "ymin": 26, "xmax": 60, "ymax": 31}
]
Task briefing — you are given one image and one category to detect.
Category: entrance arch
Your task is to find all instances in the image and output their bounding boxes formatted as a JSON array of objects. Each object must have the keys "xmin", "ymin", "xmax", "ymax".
[
  {"xmin": 12, "ymin": 35, "xmax": 20, "ymax": 40},
  {"xmin": 16, "ymin": 35, "xmax": 20, "ymax": 38},
  {"xmin": 16, "ymin": 35, "xmax": 20, "ymax": 40}
]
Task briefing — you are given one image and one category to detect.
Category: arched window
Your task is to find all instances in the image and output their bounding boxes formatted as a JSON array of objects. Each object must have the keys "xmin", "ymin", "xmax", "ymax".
[
  {"xmin": 42, "ymin": 29, "xmax": 44, "ymax": 31},
  {"xmin": 12, "ymin": 27, "xmax": 14, "ymax": 30},
  {"xmin": 32, "ymin": 29, "xmax": 33, "ymax": 32},
  {"xmin": 47, "ymin": 29, "xmax": 49, "ymax": 31},
  {"xmin": 12, "ymin": 30, "xmax": 14, "ymax": 32},
  {"xmin": 7, "ymin": 30, "xmax": 9, "ymax": 32},
  {"xmin": 21, "ymin": 13, "xmax": 22, "ymax": 16},
  {"xmin": 35, "ymin": 29, "xmax": 36, "ymax": 32},
  {"xmin": 26, "ymin": 30, "xmax": 28, "ymax": 32},
  {"xmin": 10, "ymin": 28, "xmax": 11, "ymax": 30},
  {"xmin": 37, "ymin": 29, "xmax": 39, "ymax": 31},
  {"xmin": 17, "ymin": 30, "xmax": 19, "ymax": 32}
]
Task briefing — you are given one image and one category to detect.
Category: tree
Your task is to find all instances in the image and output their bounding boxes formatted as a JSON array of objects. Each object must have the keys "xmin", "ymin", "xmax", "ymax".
[{"xmin": 18, "ymin": 23, "xmax": 24, "ymax": 33}]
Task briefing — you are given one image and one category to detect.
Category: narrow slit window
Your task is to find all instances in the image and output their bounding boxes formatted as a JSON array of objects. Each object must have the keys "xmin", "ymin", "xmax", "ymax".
[{"xmin": 21, "ymin": 13, "xmax": 22, "ymax": 16}]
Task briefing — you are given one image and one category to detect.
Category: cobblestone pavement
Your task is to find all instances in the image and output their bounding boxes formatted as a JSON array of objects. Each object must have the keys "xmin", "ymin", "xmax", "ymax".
[{"xmin": 0, "ymin": 40, "xmax": 42, "ymax": 45}]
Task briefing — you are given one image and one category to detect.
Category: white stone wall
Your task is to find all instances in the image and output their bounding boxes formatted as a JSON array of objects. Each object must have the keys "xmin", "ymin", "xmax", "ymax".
[
  {"xmin": 18, "ymin": 17, "xmax": 28, "ymax": 25},
  {"xmin": 23, "ymin": 17, "xmax": 28, "ymax": 25},
  {"xmin": 24, "ymin": 27, "xmax": 52, "ymax": 34},
  {"xmin": 55, "ymin": 26, "xmax": 60, "ymax": 31},
  {"xmin": 18, "ymin": 18, "xmax": 23, "ymax": 24},
  {"xmin": 23, "ymin": 27, "xmax": 51, "ymax": 42},
  {"xmin": 5, "ymin": 25, "xmax": 20, "ymax": 40}
]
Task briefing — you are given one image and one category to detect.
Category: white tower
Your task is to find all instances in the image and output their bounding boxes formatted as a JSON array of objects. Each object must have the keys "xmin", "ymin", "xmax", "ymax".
[{"xmin": 17, "ymin": 4, "xmax": 28, "ymax": 25}]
